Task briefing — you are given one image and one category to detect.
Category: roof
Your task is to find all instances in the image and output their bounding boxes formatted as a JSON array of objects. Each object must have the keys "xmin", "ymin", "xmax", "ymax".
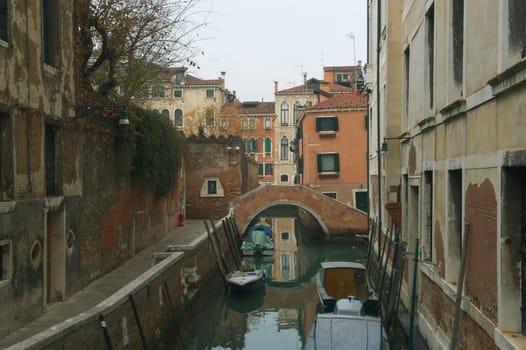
[
  {"xmin": 157, "ymin": 67, "xmax": 224, "ymax": 86},
  {"xmin": 220, "ymin": 101, "xmax": 275, "ymax": 116},
  {"xmin": 276, "ymin": 80, "xmax": 354, "ymax": 95},
  {"xmin": 308, "ymin": 92, "xmax": 367, "ymax": 110}
]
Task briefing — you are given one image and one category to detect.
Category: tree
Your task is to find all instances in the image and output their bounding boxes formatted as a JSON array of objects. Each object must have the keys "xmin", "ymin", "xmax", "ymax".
[{"xmin": 78, "ymin": 0, "xmax": 208, "ymax": 99}]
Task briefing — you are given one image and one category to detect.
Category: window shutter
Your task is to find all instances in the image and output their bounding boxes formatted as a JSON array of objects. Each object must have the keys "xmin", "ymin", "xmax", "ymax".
[
  {"xmin": 334, "ymin": 154, "xmax": 340, "ymax": 172},
  {"xmin": 317, "ymin": 154, "xmax": 322, "ymax": 172},
  {"xmin": 333, "ymin": 117, "xmax": 339, "ymax": 131},
  {"xmin": 298, "ymin": 157, "xmax": 303, "ymax": 174},
  {"xmin": 315, "ymin": 118, "xmax": 321, "ymax": 131}
]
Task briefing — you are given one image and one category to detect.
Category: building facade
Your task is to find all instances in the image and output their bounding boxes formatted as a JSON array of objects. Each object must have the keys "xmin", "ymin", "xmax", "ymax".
[
  {"xmin": 368, "ymin": 1, "xmax": 526, "ymax": 349},
  {"xmin": 135, "ymin": 67, "xmax": 235, "ymax": 135},
  {"xmin": 219, "ymin": 101, "xmax": 277, "ymax": 184},
  {"xmin": 0, "ymin": 0, "xmax": 77, "ymax": 336},
  {"xmin": 298, "ymin": 91, "xmax": 368, "ymax": 210}
]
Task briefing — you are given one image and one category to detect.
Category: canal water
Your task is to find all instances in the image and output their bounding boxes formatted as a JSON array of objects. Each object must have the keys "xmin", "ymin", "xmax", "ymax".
[{"xmin": 182, "ymin": 217, "xmax": 369, "ymax": 350}]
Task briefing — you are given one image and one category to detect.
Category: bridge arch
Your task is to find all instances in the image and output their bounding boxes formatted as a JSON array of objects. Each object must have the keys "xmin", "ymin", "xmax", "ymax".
[{"xmin": 230, "ymin": 184, "xmax": 367, "ymax": 237}]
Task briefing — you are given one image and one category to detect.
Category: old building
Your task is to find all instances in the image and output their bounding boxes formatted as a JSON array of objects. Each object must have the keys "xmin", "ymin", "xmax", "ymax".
[
  {"xmin": 135, "ymin": 67, "xmax": 235, "ymax": 135},
  {"xmin": 368, "ymin": 1, "xmax": 526, "ymax": 349},
  {"xmin": 183, "ymin": 136, "xmax": 259, "ymax": 219},
  {"xmin": 297, "ymin": 91, "xmax": 368, "ymax": 210},
  {"xmin": 219, "ymin": 101, "xmax": 277, "ymax": 184},
  {"xmin": 274, "ymin": 74, "xmax": 359, "ymax": 185},
  {"xmin": 0, "ymin": 0, "xmax": 77, "ymax": 336}
]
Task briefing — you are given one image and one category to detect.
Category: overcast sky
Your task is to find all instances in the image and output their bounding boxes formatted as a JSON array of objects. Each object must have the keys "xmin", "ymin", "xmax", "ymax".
[{"xmin": 188, "ymin": 0, "xmax": 368, "ymax": 102}]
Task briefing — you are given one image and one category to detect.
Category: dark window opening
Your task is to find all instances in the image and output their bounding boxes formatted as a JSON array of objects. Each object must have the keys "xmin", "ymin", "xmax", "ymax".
[
  {"xmin": 207, "ymin": 180, "xmax": 217, "ymax": 195},
  {"xmin": 426, "ymin": 5, "xmax": 435, "ymax": 108},
  {"xmin": 316, "ymin": 117, "xmax": 339, "ymax": 132},
  {"xmin": 280, "ymin": 174, "xmax": 288, "ymax": 182},
  {"xmin": 452, "ymin": 0, "xmax": 464, "ymax": 85},
  {"xmin": 323, "ymin": 192, "xmax": 337, "ymax": 199},
  {"xmin": 45, "ymin": 124, "xmax": 59, "ymax": 196},
  {"xmin": 317, "ymin": 153, "xmax": 340, "ymax": 173},
  {"xmin": 0, "ymin": 0, "xmax": 8, "ymax": 42},
  {"xmin": 0, "ymin": 111, "xmax": 13, "ymax": 200},
  {"xmin": 509, "ymin": 0, "xmax": 526, "ymax": 57},
  {"xmin": 43, "ymin": 0, "xmax": 59, "ymax": 67},
  {"xmin": 174, "ymin": 109, "xmax": 183, "ymax": 127}
]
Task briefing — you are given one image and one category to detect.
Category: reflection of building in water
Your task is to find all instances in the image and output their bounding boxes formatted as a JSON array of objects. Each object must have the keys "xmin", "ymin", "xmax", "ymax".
[
  {"xmin": 272, "ymin": 217, "xmax": 299, "ymax": 282},
  {"xmin": 277, "ymin": 308, "xmax": 300, "ymax": 331}
]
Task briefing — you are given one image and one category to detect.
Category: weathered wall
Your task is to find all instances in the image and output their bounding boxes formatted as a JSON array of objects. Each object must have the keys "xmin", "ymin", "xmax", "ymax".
[{"xmin": 184, "ymin": 135, "xmax": 258, "ymax": 219}]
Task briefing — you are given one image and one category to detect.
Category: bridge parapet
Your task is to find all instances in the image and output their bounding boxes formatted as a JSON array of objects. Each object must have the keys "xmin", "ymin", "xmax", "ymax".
[{"xmin": 230, "ymin": 184, "xmax": 367, "ymax": 236}]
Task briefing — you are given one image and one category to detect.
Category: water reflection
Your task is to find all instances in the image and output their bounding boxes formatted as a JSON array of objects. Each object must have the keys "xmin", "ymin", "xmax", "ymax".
[{"xmin": 183, "ymin": 217, "xmax": 368, "ymax": 350}]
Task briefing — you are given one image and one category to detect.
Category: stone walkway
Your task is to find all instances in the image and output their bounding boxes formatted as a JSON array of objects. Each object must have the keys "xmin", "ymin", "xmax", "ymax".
[{"xmin": 0, "ymin": 220, "xmax": 208, "ymax": 350}]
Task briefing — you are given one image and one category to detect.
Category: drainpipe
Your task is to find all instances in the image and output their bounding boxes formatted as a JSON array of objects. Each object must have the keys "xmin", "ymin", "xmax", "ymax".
[{"xmin": 376, "ymin": 0, "xmax": 382, "ymax": 254}]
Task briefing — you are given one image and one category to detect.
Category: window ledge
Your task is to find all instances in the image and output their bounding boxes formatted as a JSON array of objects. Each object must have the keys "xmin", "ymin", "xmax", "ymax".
[
  {"xmin": 318, "ymin": 171, "xmax": 339, "ymax": 177},
  {"xmin": 488, "ymin": 58, "xmax": 526, "ymax": 97},
  {"xmin": 495, "ymin": 329, "xmax": 526, "ymax": 350},
  {"xmin": 318, "ymin": 131, "xmax": 337, "ymax": 136}
]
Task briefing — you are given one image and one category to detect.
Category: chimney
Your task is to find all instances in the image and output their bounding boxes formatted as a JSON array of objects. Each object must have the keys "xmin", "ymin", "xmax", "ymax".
[
  {"xmin": 357, "ymin": 60, "xmax": 362, "ymax": 67},
  {"xmin": 303, "ymin": 73, "xmax": 307, "ymax": 84},
  {"xmin": 274, "ymin": 81, "xmax": 279, "ymax": 93},
  {"xmin": 220, "ymin": 71, "xmax": 226, "ymax": 80}
]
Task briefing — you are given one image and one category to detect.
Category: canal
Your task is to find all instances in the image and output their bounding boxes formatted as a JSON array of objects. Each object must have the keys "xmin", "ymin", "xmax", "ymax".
[{"xmin": 182, "ymin": 216, "xmax": 369, "ymax": 350}]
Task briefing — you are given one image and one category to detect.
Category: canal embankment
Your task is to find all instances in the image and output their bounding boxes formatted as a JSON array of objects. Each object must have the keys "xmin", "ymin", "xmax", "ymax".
[{"xmin": 0, "ymin": 218, "xmax": 236, "ymax": 350}]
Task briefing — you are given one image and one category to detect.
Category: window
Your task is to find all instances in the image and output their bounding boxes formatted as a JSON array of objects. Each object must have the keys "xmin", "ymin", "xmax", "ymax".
[
  {"xmin": 242, "ymin": 119, "xmax": 248, "ymax": 129},
  {"xmin": 293, "ymin": 102, "xmax": 301, "ymax": 125},
  {"xmin": 316, "ymin": 116, "xmax": 339, "ymax": 132},
  {"xmin": 281, "ymin": 232, "xmax": 290, "ymax": 240},
  {"xmin": 250, "ymin": 138, "xmax": 258, "ymax": 152},
  {"xmin": 207, "ymin": 180, "xmax": 217, "ymax": 194},
  {"xmin": 201, "ymin": 177, "xmax": 224, "ymax": 197},
  {"xmin": 0, "ymin": 0, "xmax": 8, "ymax": 42},
  {"xmin": 152, "ymin": 86, "xmax": 165, "ymax": 98},
  {"xmin": 426, "ymin": 5, "xmax": 435, "ymax": 108},
  {"xmin": 446, "ymin": 169, "xmax": 462, "ymax": 283},
  {"xmin": 161, "ymin": 109, "xmax": 169, "ymax": 118},
  {"xmin": 508, "ymin": 0, "xmax": 526, "ymax": 57},
  {"xmin": 280, "ymin": 136, "xmax": 289, "ymax": 160},
  {"xmin": 0, "ymin": 111, "xmax": 13, "ymax": 200},
  {"xmin": 280, "ymin": 174, "xmax": 289, "ymax": 183},
  {"xmin": 174, "ymin": 109, "xmax": 183, "ymax": 127},
  {"xmin": 220, "ymin": 118, "xmax": 228, "ymax": 130},
  {"xmin": 0, "ymin": 239, "xmax": 12, "ymax": 283},
  {"xmin": 336, "ymin": 73, "xmax": 349, "ymax": 82},
  {"xmin": 264, "ymin": 137, "xmax": 272, "ymax": 153},
  {"xmin": 403, "ymin": 47, "xmax": 410, "ymax": 122},
  {"xmin": 264, "ymin": 117, "xmax": 272, "ymax": 129},
  {"xmin": 205, "ymin": 109, "xmax": 214, "ymax": 126},
  {"xmin": 174, "ymin": 89, "xmax": 183, "ymax": 98},
  {"xmin": 43, "ymin": 0, "xmax": 59, "ymax": 67},
  {"xmin": 258, "ymin": 163, "xmax": 273, "ymax": 176},
  {"xmin": 45, "ymin": 124, "xmax": 61, "ymax": 196},
  {"xmin": 249, "ymin": 118, "xmax": 256, "ymax": 129},
  {"xmin": 280, "ymin": 102, "xmax": 289, "ymax": 126},
  {"xmin": 317, "ymin": 153, "xmax": 339, "ymax": 173},
  {"xmin": 323, "ymin": 192, "xmax": 337, "ymax": 199},
  {"xmin": 423, "ymin": 171, "xmax": 433, "ymax": 261},
  {"xmin": 452, "ymin": 0, "xmax": 464, "ymax": 85},
  {"xmin": 206, "ymin": 89, "xmax": 214, "ymax": 98}
]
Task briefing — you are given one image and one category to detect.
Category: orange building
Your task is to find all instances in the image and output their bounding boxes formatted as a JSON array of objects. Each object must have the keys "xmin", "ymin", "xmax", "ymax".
[
  {"xmin": 297, "ymin": 90, "xmax": 368, "ymax": 211},
  {"xmin": 219, "ymin": 101, "xmax": 276, "ymax": 184}
]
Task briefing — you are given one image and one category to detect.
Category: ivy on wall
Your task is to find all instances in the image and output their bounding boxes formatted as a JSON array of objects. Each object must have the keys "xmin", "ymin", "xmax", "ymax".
[{"xmin": 118, "ymin": 105, "xmax": 184, "ymax": 197}]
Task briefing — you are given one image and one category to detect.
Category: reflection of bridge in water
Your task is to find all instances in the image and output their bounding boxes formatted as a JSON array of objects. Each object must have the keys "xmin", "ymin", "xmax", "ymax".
[{"xmin": 230, "ymin": 184, "xmax": 368, "ymax": 237}]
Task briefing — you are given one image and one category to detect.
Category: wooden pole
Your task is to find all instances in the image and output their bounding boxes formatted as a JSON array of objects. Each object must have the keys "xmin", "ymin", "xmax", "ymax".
[
  {"xmin": 408, "ymin": 239, "xmax": 419, "ymax": 350},
  {"xmin": 204, "ymin": 220, "xmax": 227, "ymax": 279}
]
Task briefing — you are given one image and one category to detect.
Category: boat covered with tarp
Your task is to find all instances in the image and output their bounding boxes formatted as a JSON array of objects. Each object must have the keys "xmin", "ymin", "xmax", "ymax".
[{"xmin": 241, "ymin": 229, "xmax": 274, "ymax": 256}]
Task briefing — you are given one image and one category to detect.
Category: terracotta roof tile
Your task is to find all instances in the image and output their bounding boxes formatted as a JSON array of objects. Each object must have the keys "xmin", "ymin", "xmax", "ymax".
[
  {"xmin": 220, "ymin": 101, "xmax": 275, "ymax": 116},
  {"xmin": 308, "ymin": 91, "xmax": 367, "ymax": 110}
]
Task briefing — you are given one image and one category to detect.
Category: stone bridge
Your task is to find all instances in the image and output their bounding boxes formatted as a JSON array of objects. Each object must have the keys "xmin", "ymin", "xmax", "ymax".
[{"xmin": 230, "ymin": 184, "xmax": 368, "ymax": 236}]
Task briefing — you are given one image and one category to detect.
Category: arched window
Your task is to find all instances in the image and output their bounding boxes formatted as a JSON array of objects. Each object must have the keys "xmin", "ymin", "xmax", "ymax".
[
  {"xmin": 264, "ymin": 137, "xmax": 272, "ymax": 153},
  {"xmin": 280, "ymin": 102, "xmax": 289, "ymax": 126},
  {"xmin": 174, "ymin": 109, "xmax": 183, "ymax": 127},
  {"xmin": 251, "ymin": 138, "xmax": 258, "ymax": 152},
  {"xmin": 293, "ymin": 102, "xmax": 301, "ymax": 125},
  {"xmin": 161, "ymin": 109, "xmax": 169, "ymax": 118},
  {"xmin": 280, "ymin": 136, "xmax": 289, "ymax": 160}
]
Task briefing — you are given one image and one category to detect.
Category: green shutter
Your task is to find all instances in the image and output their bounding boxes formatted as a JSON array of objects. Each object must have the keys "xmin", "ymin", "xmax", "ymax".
[
  {"xmin": 298, "ymin": 157, "xmax": 303, "ymax": 174},
  {"xmin": 316, "ymin": 118, "xmax": 321, "ymax": 131},
  {"xmin": 365, "ymin": 114, "xmax": 368, "ymax": 129},
  {"xmin": 334, "ymin": 154, "xmax": 340, "ymax": 172},
  {"xmin": 333, "ymin": 117, "xmax": 339, "ymax": 131},
  {"xmin": 317, "ymin": 154, "xmax": 322, "ymax": 172}
]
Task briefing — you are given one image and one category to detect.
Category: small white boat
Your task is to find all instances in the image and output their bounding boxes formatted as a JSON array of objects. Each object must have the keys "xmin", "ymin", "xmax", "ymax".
[
  {"xmin": 226, "ymin": 269, "xmax": 266, "ymax": 292},
  {"xmin": 304, "ymin": 296, "xmax": 390, "ymax": 350}
]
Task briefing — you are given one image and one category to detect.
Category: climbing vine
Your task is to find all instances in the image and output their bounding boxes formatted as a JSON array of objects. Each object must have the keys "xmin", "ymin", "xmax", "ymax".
[{"xmin": 118, "ymin": 105, "xmax": 184, "ymax": 197}]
